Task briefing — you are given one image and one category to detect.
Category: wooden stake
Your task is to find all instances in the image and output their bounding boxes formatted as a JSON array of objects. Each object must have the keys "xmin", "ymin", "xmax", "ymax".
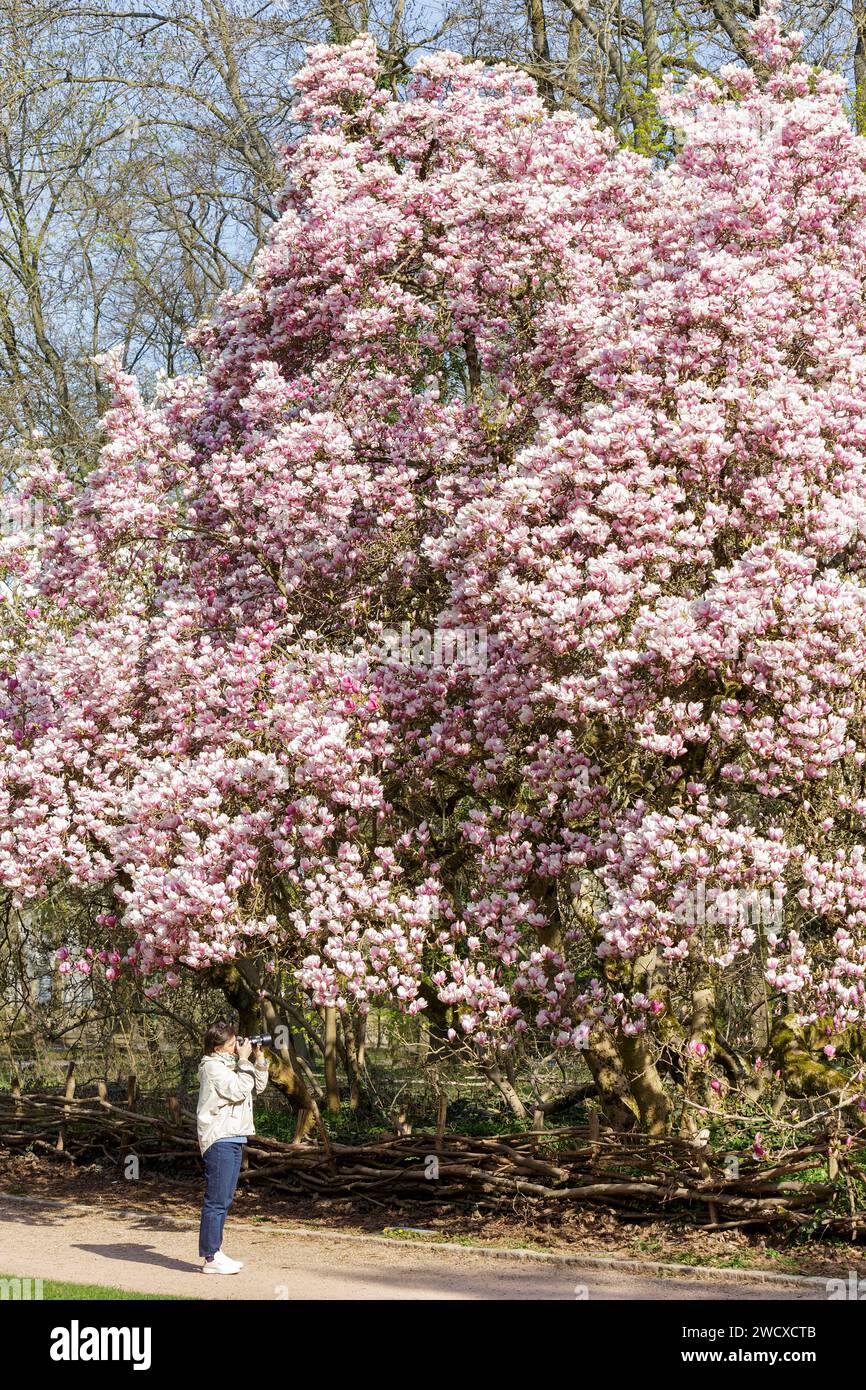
[
  {"xmin": 435, "ymin": 1090, "xmax": 448, "ymax": 1152},
  {"xmin": 57, "ymin": 1060, "xmax": 75, "ymax": 1151}
]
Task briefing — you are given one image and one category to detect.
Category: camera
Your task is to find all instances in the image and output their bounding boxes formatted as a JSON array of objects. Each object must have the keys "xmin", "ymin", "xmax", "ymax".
[{"xmin": 238, "ymin": 1034, "xmax": 271, "ymax": 1047}]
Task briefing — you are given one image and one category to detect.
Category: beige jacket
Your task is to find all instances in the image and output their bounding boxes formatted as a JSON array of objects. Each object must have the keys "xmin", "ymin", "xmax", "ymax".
[{"xmin": 196, "ymin": 1052, "xmax": 269, "ymax": 1155}]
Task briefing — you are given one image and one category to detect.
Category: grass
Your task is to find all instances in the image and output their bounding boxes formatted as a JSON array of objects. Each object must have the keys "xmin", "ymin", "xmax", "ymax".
[
  {"xmin": 0, "ymin": 1273, "xmax": 194, "ymax": 1300},
  {"xmin": 630, "ymin": 1241, "xmax": 804, "ymax": 1273},
  {"xmin": 376, "ymin": 1227, "xmax": 800, "ymax": 1267}
]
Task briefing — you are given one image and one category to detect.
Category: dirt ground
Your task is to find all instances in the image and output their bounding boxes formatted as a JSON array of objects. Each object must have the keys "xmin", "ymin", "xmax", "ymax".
[
  {"xmin": 0, "ymin": 1148, "xmax": 862, "ymax": 1290},
  {"xmin": 0, "ymin": 1190, "xmax": 834, "ymax": 1300}
]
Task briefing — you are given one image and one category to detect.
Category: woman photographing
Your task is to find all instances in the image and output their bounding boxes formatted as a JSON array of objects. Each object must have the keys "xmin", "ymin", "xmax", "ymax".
[{"xmin": 196, "ymin": 1020, "xmax": 269, "ymax": 1275}]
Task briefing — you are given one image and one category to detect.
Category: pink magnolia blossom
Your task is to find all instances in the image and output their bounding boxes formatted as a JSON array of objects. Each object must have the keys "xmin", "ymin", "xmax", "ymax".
[{"xmin": 2, "ymin": 6, "xmax": 866, "ymax": 1101}]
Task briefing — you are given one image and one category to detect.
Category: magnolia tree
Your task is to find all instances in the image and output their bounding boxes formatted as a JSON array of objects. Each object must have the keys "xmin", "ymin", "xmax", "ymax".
[{"xmin": 3, "ymin": 3, "xmax": 866, "ymax": 1134}]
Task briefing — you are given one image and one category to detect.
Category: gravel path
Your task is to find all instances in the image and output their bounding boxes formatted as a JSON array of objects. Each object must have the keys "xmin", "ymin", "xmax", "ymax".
[{"xmin": 0, "ymin": 1194, "xmax": 829, "ymax": 1300}]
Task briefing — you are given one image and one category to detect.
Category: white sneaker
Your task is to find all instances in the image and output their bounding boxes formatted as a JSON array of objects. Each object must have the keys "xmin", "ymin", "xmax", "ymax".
[
  {"xmin": 218, "ymin": 1248, "xmax": 244, "ymax": 1269},
  {"xmin": 202, "ymin": 1251, "xmax": 241, "ymax": 1275}
]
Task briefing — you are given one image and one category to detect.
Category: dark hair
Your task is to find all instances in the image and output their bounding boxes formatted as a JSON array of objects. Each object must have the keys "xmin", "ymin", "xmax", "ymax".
[{"xmin": 204, "ymin": 1020, "xmax": 237, "ymax": 1055}]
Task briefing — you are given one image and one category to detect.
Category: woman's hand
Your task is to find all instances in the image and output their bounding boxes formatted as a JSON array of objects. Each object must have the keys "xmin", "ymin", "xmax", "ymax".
[
  {"xmin": 254, "ymin": 1044, "xmax": 267, "ymax": 1066},
  {"xmin": 237, "ymin": 1038, "xmax": 253, "ymax": 1062}
]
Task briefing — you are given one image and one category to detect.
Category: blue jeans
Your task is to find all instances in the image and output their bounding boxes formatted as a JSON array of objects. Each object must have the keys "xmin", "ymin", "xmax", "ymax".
[{"xmin": 199, "ymin": 1141, "xmax": 244, "ymax": 1258}]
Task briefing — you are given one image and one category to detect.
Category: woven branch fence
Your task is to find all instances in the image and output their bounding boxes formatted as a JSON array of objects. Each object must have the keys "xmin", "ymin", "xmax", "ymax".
[{"xmin": 1, "ymin": 1082, "xmax": 865, "ymax": 1236}]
